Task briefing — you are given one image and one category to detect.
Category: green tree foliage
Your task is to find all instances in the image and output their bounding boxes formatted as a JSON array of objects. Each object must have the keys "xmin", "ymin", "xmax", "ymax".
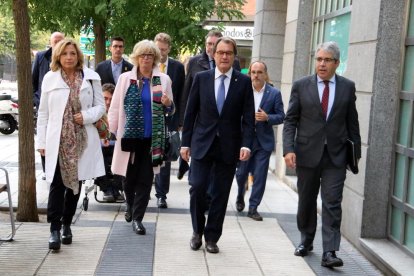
[
  {"xmin": 29, "ymin": 0, "xmax": 245, "ymax": 63},
  {"xmin": 0, "ymin": 8, "xmax": 16, "ymax": 56}
]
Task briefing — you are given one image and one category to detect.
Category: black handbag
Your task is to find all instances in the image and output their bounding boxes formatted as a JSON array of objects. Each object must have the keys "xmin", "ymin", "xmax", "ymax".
[{"xmin": 164, "ymin": 131, "xmax": 180, "ymax": 162}]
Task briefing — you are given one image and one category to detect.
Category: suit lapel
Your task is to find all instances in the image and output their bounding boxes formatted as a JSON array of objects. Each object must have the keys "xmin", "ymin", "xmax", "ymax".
[
  {"xmin": 206, "ymin": 70, "xmax": 217, "ymax": 112},
  {"xmin": 259, "ymin": 85, "xmax": 271, "ymax": 110},
  {"xmin": 106, "ymin": 61, "xmax": 115, "ymax": 84}
]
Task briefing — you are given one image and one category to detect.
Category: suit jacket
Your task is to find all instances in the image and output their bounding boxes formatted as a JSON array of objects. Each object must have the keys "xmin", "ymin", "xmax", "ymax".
[
  {"xmin": 283, "ymin": 74, "xmax": 361, "ymax": 168},
  {"xmin": 95, "ymin": 59, "xmax": 133, "ymax": 85},
  {"xmin": 32, "ymin": 48, "xmax": 52, "ymax": 109},
  {"xmin": 254, "ymin": 83, "xmax": 285, "ymax": 152},
  {"xmin": 179, "ymin": 50, "xmax": 241, "ymax": 126},
  {"xmin": 181, "ymin": 69, "xmax": 255, "ymax": 164},
  {"xmin": 165, "ymin": 57, "xmax": 185, "ymax": 130}
]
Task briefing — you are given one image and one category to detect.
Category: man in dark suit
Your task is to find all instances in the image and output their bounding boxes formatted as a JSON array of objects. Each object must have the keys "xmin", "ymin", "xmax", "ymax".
[
  {"xmin": 95, "ymin": 36, "xmax": 133, "ymax": 85},
  {"xmin": 235, "ymin": 61, "xmax": 285, "ymax": 221},
  {"xmin": 32, "ymin": 31, "xmax": 65, "ymax": 180},
  {"xmin": 153, "ymin": 32, "xmax": 185, "ymax": 208},
  {"xmin": 179, "ymin": 29, "xmax": 241, "ymax": 127},
  {"xmin": 181, "ymin": 37, "xmax": 255, "ymax": 254},
  {"xmin": 283, "ymin": 41, "xmax": 361, "ymax": 268}
]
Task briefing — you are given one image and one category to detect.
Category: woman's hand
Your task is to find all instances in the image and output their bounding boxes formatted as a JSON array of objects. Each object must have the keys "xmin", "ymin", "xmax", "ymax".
[
  {"xmin": 161, "ymin": 92, "xmax": 172, "ymax": 107},
  {"xmin": 38, "ymin": 149, "xmax": 45, "ymax": 156},
  {"xmin": 73, "ymin": 112, "xmax": 83, "ymax": 125}
]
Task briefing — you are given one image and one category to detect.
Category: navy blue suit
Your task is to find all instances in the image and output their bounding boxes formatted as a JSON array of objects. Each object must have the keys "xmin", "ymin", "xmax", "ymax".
[
  {"xmin": 32, "ymin": 48, "xmax": 52, "ymax": 110},
  {"xmin": 182, "ymin": 68, "xmax": 255, "ymax": 242},
  {"xmin": 95, "ymin": 59, "xmax": 133, "ymax": 85},
  {"xmin": 236, "ymin": 83, "xmax": 285, "ymax": 209},
  {"xmin": 155, "ymin": 58, "xmax": 185, "ymax": 200}
]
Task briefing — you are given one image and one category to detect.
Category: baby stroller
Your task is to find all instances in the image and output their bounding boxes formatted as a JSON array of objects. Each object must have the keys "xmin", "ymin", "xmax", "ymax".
[{"xmin": 82, "ymin": 142, "xmax": 124, "ymax": 211}]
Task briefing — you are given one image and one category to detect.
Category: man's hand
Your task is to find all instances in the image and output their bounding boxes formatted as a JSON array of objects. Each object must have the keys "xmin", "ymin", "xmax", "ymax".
[
  {"xmin": 239, "ymin": 148, "xmax": 250, "ymax": 161},
  {"xmin": 255, "ymin": 108, "xmax": 269, "ymax": 122},
  {"xmin": 180, "ymin": 147, "xmax": 190, "ymax": 162},
  {"xmin": 284, "ymin": 152, "xmax": 296, "ymax": 169}
]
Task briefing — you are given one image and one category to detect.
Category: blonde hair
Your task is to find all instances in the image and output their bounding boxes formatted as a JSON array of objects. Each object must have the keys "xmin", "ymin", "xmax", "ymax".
[
  {"xmin": 50, "ymin": 38, "xmax": 84, "ymax": 71},
  {"xmin": 129, "ymin": 40, "xmax": 161, "ymax": 68}
]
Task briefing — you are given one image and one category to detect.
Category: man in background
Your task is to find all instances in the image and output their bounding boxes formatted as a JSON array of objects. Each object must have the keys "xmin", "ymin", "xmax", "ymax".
[
  {"xmin": 153, "ymin": 32, "xmax": 185, "ymax": 208},
  {"xmin": 95, "ymin": 36, "xmax": 133, "ymax": 85},
  {"xmin": 32, "ymin": 31, "xmax": 64, "ymax": 180}
]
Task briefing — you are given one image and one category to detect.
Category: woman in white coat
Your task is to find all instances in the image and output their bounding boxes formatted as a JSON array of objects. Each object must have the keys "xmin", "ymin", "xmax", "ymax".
[
  {"xmin": 36, "ymin": 39, "xmax": 105, "ymax": 251},
  {"xmin": 108, "ymin": 40, "xmax": 174, "ymax": 235}
]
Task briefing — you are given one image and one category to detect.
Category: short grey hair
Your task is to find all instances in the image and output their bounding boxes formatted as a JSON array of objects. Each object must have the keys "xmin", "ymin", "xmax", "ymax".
[
  {"xmin": 316, "ymin": 41, "xmax": 340, "ymax": 61},
  {"xmin": 129, "ymin": 39, "xmax": 161, "ymax": 67}
]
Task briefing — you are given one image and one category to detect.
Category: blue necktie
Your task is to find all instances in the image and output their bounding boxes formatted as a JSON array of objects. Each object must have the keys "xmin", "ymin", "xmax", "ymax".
[{"xmin": 217, "ymin": 75, "xmax": 226, "ymax": 114}]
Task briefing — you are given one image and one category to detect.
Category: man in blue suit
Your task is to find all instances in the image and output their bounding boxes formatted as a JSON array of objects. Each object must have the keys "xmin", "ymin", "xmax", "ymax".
[
  {"xmin": 235, "ymin": 61, "xmax": 285, "ymax": 221},
  {"xmin": 181, "ymin": 37, "xmax": 255, "ymax": 254}
]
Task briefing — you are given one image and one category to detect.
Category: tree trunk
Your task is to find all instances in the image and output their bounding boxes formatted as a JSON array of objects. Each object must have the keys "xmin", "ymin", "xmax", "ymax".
[
  {"xmin": 12, "ymin": 0, "xmax": 39, "ymax": 222},
  {"xmin": 94, "ymin": 22, "xmax": 106, "ymax": 65}
]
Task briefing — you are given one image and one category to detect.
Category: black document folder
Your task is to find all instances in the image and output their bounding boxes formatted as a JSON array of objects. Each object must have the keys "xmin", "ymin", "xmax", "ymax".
[{"xmin": 346, "ymin": 139, "xmax": 359, "ymax": 174}]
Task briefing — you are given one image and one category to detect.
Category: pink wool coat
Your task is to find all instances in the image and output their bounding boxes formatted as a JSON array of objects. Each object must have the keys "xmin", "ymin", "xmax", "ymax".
[{"xmin": 108, "ymin": 66, "xmax": 174, "ymax": 176}]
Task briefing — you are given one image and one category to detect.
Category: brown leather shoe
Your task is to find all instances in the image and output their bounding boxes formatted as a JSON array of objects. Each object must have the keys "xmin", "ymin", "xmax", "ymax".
[
  {"xmin": 190, "ymin": 233, "xmax": 202, "ymax": 250},
  {"xmin": 205, "ymin": 241, "xmax": 219, "ymax": 253}
]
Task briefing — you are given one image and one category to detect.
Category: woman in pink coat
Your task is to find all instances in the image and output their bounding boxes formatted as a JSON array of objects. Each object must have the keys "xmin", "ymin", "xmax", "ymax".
[{"xmin": 108, "ymin": 40, "xmax": 174, "ymax": 235}]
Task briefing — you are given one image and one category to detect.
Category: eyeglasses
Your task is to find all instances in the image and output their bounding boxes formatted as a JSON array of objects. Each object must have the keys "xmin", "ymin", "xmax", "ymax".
[
  {"xmin": 216, "ymin": 51, "xmax": 234, "ymax": 57},
  {"xmin": 315, "ymin": 57, "xmax": 336, "ymax": 63},
  {"xmin": 139, "ymin": 53, "xmax": 154, "ymax": 59}
]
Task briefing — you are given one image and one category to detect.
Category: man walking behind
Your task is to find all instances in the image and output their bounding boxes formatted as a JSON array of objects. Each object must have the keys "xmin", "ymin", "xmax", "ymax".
[
  {"xmin": 153, "ymin": 32, "xmax": 185, "ymax": 209},
  {"xmin": 283, "ymin": 41, "xmax": 361, "ymax": 268},
  {"xmin": 235, "ymin": 61, "xmax": 285, "ymax": 221}
]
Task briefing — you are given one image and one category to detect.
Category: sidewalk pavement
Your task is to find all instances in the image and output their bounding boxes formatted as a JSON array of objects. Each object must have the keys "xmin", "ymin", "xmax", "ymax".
[{"xmin": 0, "ymin": 131, "xmax": 382, "ymax": 275}]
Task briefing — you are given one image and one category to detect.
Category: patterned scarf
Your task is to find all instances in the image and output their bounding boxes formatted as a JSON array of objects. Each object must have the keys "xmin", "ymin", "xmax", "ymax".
[
  {"xmin": 123, "ymin": 76, "xmax": 165, "ymax": 166},
  {"xmin": 59, "ymin": 70, "xmax": 87, "ymax": 195}
]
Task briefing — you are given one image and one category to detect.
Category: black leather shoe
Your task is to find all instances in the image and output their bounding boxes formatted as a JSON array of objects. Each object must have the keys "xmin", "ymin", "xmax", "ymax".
[
  {"xmin": 177, "ymin": 157, "xmax": 189, "ymax": 180},
  {"xmin": 157, "ymin": 198, "xmax": 168, "ymax": 208},
  {"xmin": 321, "ymin": 251, "xmax": 343, "ymax": 267},
  {"xmin": 49, "ymin": 230, "xmax": 61, "ymax": 250},
  {"xmin": 236, "ymin": 197, "xmax": 245, "ymax": 212},
  {"xmin": 124, "ymin": 204, "xmax": 132, "ymax": 223},
  {"xmin": 247, "ymin": 208, "xmax": 263, "ymax": 221},
  {"xmin": 205, "ymin": 241, "xmax": 219, "ymax": 254},
  {"xmin": 294, "ymin": 243, "xmax": 314, "ymax": 256},
  {"xmin": 61, "ymin": 225, "xmax": 72, "ymax": 245},
  {"xmin": 190, "ymin": 233, "xmax": 202, "ymax": 250},
  {"xmin": 132, "ymin": 220, "xmax": 146, "ymax": 235}
]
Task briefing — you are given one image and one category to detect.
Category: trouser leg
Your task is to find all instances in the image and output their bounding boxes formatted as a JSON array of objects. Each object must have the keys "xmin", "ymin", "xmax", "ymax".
[{"xmin": 155, "ymin": 161, "xmax": 171, "ymax": 199}]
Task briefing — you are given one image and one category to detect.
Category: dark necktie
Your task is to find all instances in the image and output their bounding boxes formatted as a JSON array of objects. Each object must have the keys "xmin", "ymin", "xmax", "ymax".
[
  {"xmin": 321, "ymin": 80, "xmax": 330, "ymax": 119},
  {"xmin": 217, "ymin": 75, "xmax": 226, "ymax": 114},
  {"xmin": 210, "ymin": 59, "xmax": 215, "ymax": 69}
]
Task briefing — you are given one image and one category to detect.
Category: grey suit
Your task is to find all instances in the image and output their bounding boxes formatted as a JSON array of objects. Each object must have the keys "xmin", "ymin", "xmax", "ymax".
[{"xmin": 283, "ymin": 74, "xmax": 360, "ymax": 252}]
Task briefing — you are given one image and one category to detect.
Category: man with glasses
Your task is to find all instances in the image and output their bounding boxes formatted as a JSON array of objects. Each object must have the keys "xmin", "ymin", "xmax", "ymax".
[
  {"xmin": 179, "ymin": 29, "xmax": 240, "ymax": 127},
  {"xmin": 181, "ymin": 37, "xmax": 254, "ymax": 254},
  {"xmin": 96, "ymin": 36, "xmax": 133, "ymax": 85},
  {"xmin": 283, "ymin": 41, "xmax": 361, "ymax": 268}
]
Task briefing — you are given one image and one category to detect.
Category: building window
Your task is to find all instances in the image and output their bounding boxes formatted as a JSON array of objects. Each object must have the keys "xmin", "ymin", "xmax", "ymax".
[
  {"xmin": 391, "ymin": 0, "xmax": 414, "ymax": 254},
  {"xmin": 310, "ymin": 0, "xmax": 352, "ymax": 75}
]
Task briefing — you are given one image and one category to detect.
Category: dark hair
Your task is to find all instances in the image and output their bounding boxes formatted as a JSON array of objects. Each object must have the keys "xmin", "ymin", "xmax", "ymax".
[
  {"xmin": 102, "ymin": 83, "xmax": 115, "ymax": 95},
  {"xmin": 213, "ymin": 37, "xmax": 238, "ymax": 56},
  {"xmin": 110, "ymin": 36, "xmax": 125, "ymax": 46}
]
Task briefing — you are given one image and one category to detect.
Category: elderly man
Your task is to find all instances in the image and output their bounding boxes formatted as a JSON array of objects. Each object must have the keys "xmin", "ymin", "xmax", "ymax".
[
  {"xmin": 283, "ymin": 41, "xmax": 361, "ymax": 268},
  {"xmin": 181, "ymin": 37, "xmax": 254, "ymax": 254}
]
